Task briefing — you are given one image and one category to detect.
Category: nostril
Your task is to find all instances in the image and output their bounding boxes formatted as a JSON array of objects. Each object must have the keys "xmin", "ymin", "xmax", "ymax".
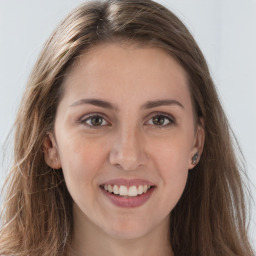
[{"xmin": 115, "ymin": 163, "xmax": 122, "ymax": 169}]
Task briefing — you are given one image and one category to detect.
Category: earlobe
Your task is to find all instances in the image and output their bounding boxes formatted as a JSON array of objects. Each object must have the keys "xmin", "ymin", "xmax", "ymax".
[
  {"xmin": 191, "ymin": 152, "xmax": 199, "ymax": 165},
  {"xmin": 188, "ymin": 119, "xmax": 205, "ymax": 169},
  {"xmin": 43, "ymin": 132, "xmax": 62, "ymax": 169}
]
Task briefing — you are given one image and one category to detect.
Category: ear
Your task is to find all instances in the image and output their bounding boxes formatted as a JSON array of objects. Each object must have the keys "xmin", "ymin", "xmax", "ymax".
[
  {"xmin": 188, "ymin": 118, "xmax": 205, "ymax": 170},
  {"xmin": 43, "ymin": 132, "xmax": 62, "ymax": 169}
]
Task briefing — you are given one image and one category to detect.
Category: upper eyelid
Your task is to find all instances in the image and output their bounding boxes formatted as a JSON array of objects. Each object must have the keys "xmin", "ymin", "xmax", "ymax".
[
  {"xmin": 79, "ymin": 111, "xmax": 175, "ymax": 126},
  {"xmin": 79, "ymin": 112, "xmax": 109, "ymax": 121},
  {"xmin": 145, "ymin": 111, "xmax": 175, "ymax": 122},
  {"xmin": 79, "ymin": 114, "xmax": 110, "ymax": 129},
  {"xmin": 79, "ymin": 111, "xmax": 175, "ymax": 120}
]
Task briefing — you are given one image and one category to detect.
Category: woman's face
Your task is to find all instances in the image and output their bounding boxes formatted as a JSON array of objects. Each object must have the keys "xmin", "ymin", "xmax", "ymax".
[{"xmin": 45, "ymin": 43, "xmax": 204, "ymax": 240}]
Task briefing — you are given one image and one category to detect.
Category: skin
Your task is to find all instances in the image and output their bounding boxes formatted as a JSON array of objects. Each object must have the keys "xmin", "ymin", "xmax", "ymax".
[{"xmin": 44, "ymin": 42, "xmax": 204, "ymax": 256}]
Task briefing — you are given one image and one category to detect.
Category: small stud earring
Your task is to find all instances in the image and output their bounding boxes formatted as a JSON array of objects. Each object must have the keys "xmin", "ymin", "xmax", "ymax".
[{"xmin": 192, "ymin": 152, "xmax": 199, "ymax": 165}]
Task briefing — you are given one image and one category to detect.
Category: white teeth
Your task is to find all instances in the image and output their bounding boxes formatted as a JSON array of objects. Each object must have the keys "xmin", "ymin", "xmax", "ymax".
[
  {"xmin": 138, "ymin": 185, "xmax": 143, "ymax": 195},
  {"xmin": 113, "ymin": 185, "xmax": 119, "ymax": 195},
  {"xmin": 119, "ymin": 185, "xmax": 128, "ymax": 196},
  {"xmin": 128, "ymin": 186, "xmax": 138, "ymax": 197},
  {"xmin": 102, "ymin": 184, "xmax": 152, "ymax": 196},
  {"xmin": 108, "ymin": 184, "xmax": 113, "ymax": 193}
]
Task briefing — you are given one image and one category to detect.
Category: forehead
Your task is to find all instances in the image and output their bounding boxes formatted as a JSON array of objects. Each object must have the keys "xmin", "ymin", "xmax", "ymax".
[{"xmin": 61, "ymin": 42, "xmax": 192, "ymax": 110}]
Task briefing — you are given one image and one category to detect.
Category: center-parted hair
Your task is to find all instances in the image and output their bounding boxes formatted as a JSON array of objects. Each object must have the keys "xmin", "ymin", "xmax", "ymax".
[{"xmin": 0, "ymin": 1, "xmax": 254, "ymax": 255}]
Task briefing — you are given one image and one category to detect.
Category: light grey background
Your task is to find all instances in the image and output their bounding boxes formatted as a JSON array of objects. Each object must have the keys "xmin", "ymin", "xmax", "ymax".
[{"xmin": 0, "ymin": 0, "xmax": 255, "ymax": 249}]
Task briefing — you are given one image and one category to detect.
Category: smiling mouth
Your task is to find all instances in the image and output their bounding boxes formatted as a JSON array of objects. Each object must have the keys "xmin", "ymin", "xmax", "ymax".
[{"xmin": 100, "ymin": 184, "xmax": 154, "ymax": 197}]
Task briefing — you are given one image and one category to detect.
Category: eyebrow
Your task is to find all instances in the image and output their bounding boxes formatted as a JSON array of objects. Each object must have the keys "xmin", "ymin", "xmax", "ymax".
[
  {"xmin": 143, "ymin": 99, "xmax": 184, "ymax": 109},
  {"xmin": 70, "ymin": 98, "xmax": 184, "ymax": 110},
  {"xmin": 70, "ymin": 98, "xmax": 118, "ymax": 110}
]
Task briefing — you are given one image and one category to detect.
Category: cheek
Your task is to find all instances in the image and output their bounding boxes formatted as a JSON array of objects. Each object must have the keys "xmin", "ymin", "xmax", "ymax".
[
  {"xmin": 149, "ymin": 132, "xmax": 192, "ymax": 174},
  {"xmin": 159, "ymin": 150, "xmax": 188, "ymax": 203},
  {"xmin": 57, "ymin": 136, "xmax": 107, "ymax": 194},
  {"xmin": 148, "ymin": 136, "xmax": 190, "ymax": 206}
]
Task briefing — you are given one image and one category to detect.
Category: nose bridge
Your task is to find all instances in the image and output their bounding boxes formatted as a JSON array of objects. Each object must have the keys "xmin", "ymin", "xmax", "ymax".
[{"xmin": 109, "ymin": 123, "xmax": 147, "ymax": 171}]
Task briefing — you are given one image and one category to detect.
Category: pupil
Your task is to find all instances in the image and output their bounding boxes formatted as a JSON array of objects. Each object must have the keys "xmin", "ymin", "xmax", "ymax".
[
  {"xmin": 153, "ymin": 115, "xmax": 165, "ymax": 125},
  {"xmin": 92, "ymin": 116, "xmax": 102, "ymax": 126}
]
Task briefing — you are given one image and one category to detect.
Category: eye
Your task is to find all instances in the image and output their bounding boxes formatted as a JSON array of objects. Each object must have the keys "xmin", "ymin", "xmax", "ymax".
[
  {"xmin": 80, "ymin": 114, "xmax": 109, "ymax": 128},
  {"xmin": 147, "ymin": 113, "xmax": 175, "ymax": 127}
]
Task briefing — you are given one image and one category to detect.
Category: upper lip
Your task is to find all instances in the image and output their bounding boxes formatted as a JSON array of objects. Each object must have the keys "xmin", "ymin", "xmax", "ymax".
[{"xmin": 100, "ymin": 178, "xmax": 155, "ymax": 187}]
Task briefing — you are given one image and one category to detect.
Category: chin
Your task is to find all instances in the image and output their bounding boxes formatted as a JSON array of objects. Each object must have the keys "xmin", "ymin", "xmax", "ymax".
[
  {"xmin": 108, "ymin": 228, "xmax": 149, "ymax": 240},
  {"xmin": 103, "ymin": 218, "xmax": 154, "ymax": 240}
]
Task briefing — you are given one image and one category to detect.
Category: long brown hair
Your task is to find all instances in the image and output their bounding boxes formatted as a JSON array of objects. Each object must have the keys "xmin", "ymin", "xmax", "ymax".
[{"xmin": 0, "ymin": 0, "xmax": 254, "ymax": 255}]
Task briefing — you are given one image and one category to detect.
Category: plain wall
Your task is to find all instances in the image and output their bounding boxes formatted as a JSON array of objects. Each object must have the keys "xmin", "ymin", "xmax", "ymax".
[{"xmin": 0, "ymin": 0, "xmax": 255, "ymax": 249}]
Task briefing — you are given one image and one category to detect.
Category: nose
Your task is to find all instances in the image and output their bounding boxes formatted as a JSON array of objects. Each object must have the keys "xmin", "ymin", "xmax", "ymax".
[{"xmin": 109, "ymin": 126, "xmax": 148, "ymax": 171}]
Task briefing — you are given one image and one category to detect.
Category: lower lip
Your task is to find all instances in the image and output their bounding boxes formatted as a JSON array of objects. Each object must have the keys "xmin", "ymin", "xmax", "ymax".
[{"xmin": 100, "ymin": 187, "xmax": 155, "ymax": 208}]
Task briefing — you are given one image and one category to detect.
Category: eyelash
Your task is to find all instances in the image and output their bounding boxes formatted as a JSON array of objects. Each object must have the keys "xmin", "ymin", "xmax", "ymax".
[
  {"xmin": 146, "ymin": 112, "xmax": 175, "ymax": 127},
  {"xmin": 79, "ymin": 112, "xmax": 176, "ymax": 129},
  {"xmin": 79, "ymin": 113, "xmax": 109, "ymax": 129}
]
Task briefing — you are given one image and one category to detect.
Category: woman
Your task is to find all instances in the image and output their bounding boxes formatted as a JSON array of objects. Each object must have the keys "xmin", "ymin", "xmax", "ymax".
[{"xmin": 0, "ymin": 0, "xmax": 254, "ymax": 255}]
